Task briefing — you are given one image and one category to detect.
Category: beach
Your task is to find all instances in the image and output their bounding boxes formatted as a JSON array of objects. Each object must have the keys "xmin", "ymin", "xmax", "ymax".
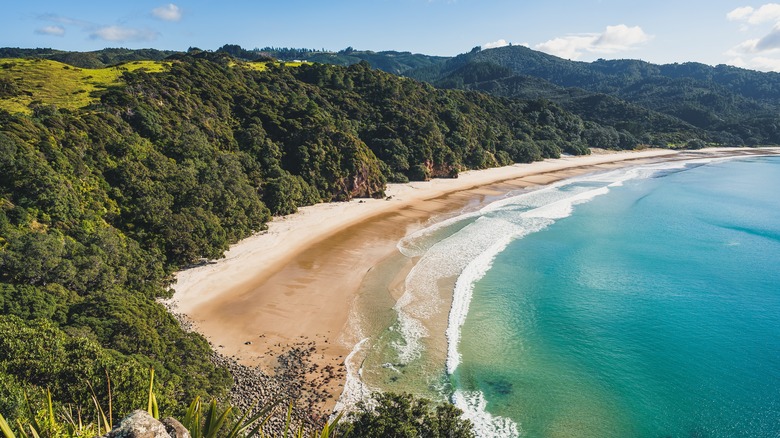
[{"xmin": 168, "ymin": 147, "xmax": 772, "ymax": 413}]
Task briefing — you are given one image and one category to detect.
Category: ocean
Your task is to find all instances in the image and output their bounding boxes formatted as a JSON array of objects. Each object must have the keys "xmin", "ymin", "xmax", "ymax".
[{"xmin": 346, "ymin": 154, "xmax": 780, "ymax": 437}]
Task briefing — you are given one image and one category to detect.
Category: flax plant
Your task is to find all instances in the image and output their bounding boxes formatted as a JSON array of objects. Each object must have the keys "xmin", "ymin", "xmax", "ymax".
[{"xmin": 0, "ymin": 370, "xmax": 343, "ymax": 438}]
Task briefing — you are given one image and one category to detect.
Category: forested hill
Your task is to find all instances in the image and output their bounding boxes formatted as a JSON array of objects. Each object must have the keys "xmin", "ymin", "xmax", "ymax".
[
  {"xmin": 208, "ymin": 44, "xmax": 780, "ymax": 146},
  {"xmin": 0, "ymin": 52, "xmax": 621, "ymax": 417},
  {"xmin": 406, "ymin": 45, "xmax": 780, "ymax": 146},
  {"xmin": 8, "ymin": 44, "xmax": 780, "ymax": 146},
  {"xmin": 0, "ymin": 46, "xmax": 447, "ymax": 76}
]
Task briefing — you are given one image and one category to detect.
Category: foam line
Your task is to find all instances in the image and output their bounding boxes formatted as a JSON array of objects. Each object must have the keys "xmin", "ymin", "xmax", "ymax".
[{"xmin": 453, "ymin": 390, "xmax": 520, "ymax": 438}]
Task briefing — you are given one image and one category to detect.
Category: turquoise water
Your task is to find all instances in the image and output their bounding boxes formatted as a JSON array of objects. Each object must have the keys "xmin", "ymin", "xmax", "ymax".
[{"xmin": 453, "ymin": 156, "xmax": 780, "ymax": 437}]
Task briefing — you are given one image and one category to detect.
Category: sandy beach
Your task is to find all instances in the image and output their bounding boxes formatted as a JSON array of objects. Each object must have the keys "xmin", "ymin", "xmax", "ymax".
[{"xmin": 168, "ymin": 147, "xmax": 777, "ymax": 412}]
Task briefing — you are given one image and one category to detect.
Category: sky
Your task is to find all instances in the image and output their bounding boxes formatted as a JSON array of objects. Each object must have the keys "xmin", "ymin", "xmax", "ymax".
[{"xmin": 5, "ymin": 1, "xmax": 780, "ymax": 72}]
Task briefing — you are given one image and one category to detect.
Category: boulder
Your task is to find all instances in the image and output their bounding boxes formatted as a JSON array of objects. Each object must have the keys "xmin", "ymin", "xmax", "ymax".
[
  {"xmin": 162, "ymin": 417, "xmax": 190, "ymax": 438},
  {"xmin": 102, "ymin": 410, "xmax": 190, "ymax": 438}
]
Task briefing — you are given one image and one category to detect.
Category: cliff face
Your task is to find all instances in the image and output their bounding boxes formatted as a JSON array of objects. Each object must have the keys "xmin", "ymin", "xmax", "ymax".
[
  {"xmin": 325, "ymin": 130, "xmax": 386, "ymax": 201},
  {"xmin": 345, "ymin": 161, "xmax": 385, "ymax": 199},
  {"xmin": 428, "ymin": 160, "xmax": 459, "ymax": 179}
]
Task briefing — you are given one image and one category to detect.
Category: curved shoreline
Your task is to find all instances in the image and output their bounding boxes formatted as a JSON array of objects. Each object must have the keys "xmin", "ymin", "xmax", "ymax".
[
  {"xmin": 167, "ymin": 147, "xmax": 777, "ymax": 413},
  {"xmin": 438, "ymin": 150, "xmax": 780, "ymax": 437}
]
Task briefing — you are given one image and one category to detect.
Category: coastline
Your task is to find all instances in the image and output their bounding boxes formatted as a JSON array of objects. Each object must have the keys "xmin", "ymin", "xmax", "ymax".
[{"xmin": 168, "ymin": 147, "xmax": 777, "ymax": 413}]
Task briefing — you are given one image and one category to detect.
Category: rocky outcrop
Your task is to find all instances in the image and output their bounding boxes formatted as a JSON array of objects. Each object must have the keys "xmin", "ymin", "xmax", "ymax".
[
  {"xmin": 334, "ymin": 133, "xmax": 386, "ymax": 201},
  {"xmin": 102, "ymin": 411, "xmax": 190, "ymax": 438},
  {"xmin": 428, "ymin": 160, "xmax": 459, "ymax": 179},
  {"xmin": 345, "ymin": 161, "xmax": 385, "ymax": 199},
  {"xmin": 161, "ymin": 418, "xmax": 190, "ymax": 438}
]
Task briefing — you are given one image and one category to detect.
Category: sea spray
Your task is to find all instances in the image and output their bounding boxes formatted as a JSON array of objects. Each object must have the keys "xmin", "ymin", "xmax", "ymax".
[
  {"xmin": 336, "ymin": 296, "xmax": 383, "ymax": 412},
  {"xmin": 445, "ymin": 222, "xmax": 545, "ymax": 374},
  {"xmin": 397, "ymin": 211, "xmax": 483, "ymax": 258},
  {"xmin": 391, "ymin": 214, "xmax": 527, "ymax": 364},
  {"xmin": 453, "ymin": 390, "xmax": 520, "ymax": 438},
  {"xmin": 333, "ymin": 337, "xmax": 372, "ymax": 413}
]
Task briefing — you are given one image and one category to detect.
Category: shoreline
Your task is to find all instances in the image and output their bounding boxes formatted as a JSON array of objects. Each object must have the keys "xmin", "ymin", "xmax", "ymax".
[{"xmin": 167, "ymin": 147, "xmax": 777, "ymax": 413}]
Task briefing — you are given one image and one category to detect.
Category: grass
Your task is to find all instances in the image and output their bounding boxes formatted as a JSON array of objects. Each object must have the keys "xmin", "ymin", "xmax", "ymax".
[
  {"xmin": 241, "ymin": 61, "xmax": 307, "ymax": 72},
  {"xmin": 0, "ymin": 58, "xmax": 308, "ymax": 114},
  {"xmin": 0, "ymin": 59, "xmax": 170, "ymax": 114}
]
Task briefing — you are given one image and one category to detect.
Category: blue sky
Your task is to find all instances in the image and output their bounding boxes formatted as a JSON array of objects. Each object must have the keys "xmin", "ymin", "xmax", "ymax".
[{"xmin": 5, "ymin": 1, "xmax": 780, "ymax": 71}]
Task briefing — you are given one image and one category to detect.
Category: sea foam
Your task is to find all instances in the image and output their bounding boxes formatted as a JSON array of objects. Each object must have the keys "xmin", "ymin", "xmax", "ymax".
[
  {"xmin": 445, "ymin": 183, "xmax": 615, "ymax": 374},
  {"xmin": 453, "ymin": 390, "xmax": 519, "ymax": 438},
  {"xmin": 333, "ymin": 337, "xmax": 372, "ymax": 413}
]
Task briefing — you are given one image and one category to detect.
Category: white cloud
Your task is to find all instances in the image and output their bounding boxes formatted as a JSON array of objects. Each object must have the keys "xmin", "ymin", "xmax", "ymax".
[
  {"xmin": 90, "ymin": 26, "xmax": 159, "ymax": 42},
  {"xmin": 727, "ymin": 6, "xmax": 755, "ymax": 21},
  {"xmin": 535, "ymin": 24, "xmax": 651, "ymax": 60},
  {"xmin": 746, "ymin": 55, "xmax": 780, "ymax": 69},
  {"xmin": 38, "ymin": 12, "xmax": 166, "ymax": 43},
  {"xmin": 727, "ymin": 3, "xmax": 780, "ymax": 24},
  {"xmin": 35, "ymin": 25, "xmax": 65, "ymax": 36},
  {"xmin": 535, "ymin": 35, "xmax": 596, "ymax": 59},
  {"xmin": 727, "ymin": 55, "xmax": 780, "ymax": 71},
  {"xmin": 483, "ymin": 39, "xmax": 510, "ymax": 49},
  {"xmin": 726, "ymin": 7, "xmax": 780, "ymax": 68},
  {"xmin": 728, "ymin": 38, "xmax": 763, "ymax": 54},
  {"xmin": 594, "ymin": 25, "xmax": 652, "ymax": 51},
  {"xmin": 38, "ymin": 14, "xmax": 95, "ymax": 31},
  {"xmin": 152, "ymin": 4, "xmax": 183, "ymax": 22},
  {"xmin": 725, "ymin": 18, "xmax": 780, "ymax": 71}
]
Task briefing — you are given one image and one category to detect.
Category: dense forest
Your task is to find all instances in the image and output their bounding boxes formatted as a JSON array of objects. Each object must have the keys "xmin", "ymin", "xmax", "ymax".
[
  {"xmin": 0, "ymin": 51, "xmax": 615, "ymax": 421},
  {"xmin": 9, "ymin": 43, "xmax": 780, "ymax": 147},
  {"xmin": 403, "ymin": 45, "xmax": 780, "ymax": 146},
  {"xmin": 218, "ymin": 44, "xmax": 780, "ymax": 147}
]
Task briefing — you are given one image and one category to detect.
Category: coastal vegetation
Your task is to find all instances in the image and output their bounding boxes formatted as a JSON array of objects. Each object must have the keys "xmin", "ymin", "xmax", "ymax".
[
  {"xmin": 404, "ymin": 45, "xmax": 780, "ymax": 147},
  {"xmin": 1, "ymin": 43, "xmax": 776, "ymax": 434},
  {"xmin": 11, "ymin": 44, "xmax": 780, "ymax": 147},
  {"xmin": 0, "ymin": 50, "xmax": 605, "ymax": 428},
  {"xmin": 0, "ymin": 58, "xmax": 169, "ymax": 114},
  {"xmin": 212, "ymin": 44, "xmax": 780, "ymax": 148},
  {"xmin": 0, "ymin": 380, "xmax": 473, "ymax": 437}
]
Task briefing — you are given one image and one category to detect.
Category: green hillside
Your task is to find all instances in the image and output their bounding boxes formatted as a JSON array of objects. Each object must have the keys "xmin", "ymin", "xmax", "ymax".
[
  {"xmin": 434, "ymin": 61, "xmax": 702, "ymax": 146},
  {"xmin": 0, "ymin": 58, "xmax": 170, "ymax": 114},
  {"xmin": 0, "ymin": 52, "xmax": 604, "ymax": 421},
  {"xmin": 407, "ymin": 45, "xmax": 780, "ymax": 146}
]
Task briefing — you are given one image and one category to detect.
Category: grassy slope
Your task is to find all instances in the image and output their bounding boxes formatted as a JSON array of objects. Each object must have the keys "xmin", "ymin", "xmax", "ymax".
[
  {"xmin": 0, "ymin": 59, "xmax": 169, "ymax": 114},
  {"xmin": 0, "ymin": 59, "xmax": 307, "ymax": 113}
]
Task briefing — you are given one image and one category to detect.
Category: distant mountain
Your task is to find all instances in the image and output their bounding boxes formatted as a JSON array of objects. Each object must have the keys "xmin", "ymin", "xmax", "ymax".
[
  {"xmin": 216, "ymin": 44, "xmax": 448, "ymax": 75},
  {"xmin": 406, "ymin": 45, "xmax": 780, "ymax": 145},
  {"xmin": 432, "ymin": 61, "xmax": 700, "ymax": 144}
]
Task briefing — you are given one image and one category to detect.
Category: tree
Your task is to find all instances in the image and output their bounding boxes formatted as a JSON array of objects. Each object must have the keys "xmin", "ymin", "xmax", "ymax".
[
  {"xmin": 0, "ymin": 77, "xmax": 19, "ymax": 98},
  {"xmin": 343, "ymin": 392, "xmax": 474, "ymax": 438}
]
